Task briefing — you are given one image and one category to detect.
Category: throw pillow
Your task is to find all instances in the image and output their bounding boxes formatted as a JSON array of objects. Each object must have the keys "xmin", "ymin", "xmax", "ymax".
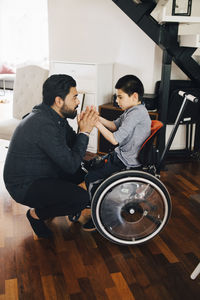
[{"xmin": 0, "ymin": 64, "xmax": 15, "ymax": 74}]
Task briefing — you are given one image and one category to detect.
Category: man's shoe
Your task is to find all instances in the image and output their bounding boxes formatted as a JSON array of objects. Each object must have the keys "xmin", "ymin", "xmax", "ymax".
[
  {"xmin": 82, "ymin": 218, "xmax": 96, "ymax": 232},
  {"xmin": 68, "ymin": 212, "xmax": 81, "ymax": 222},
  {"xmin": 26, "ymin": 209, "xmax": 53, "ymax": 238}
]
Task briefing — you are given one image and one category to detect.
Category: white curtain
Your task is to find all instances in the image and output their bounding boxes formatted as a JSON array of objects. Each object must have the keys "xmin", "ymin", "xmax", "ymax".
[{"xmin": 0, "ymin": 0, "xmax": 49, "ymax": 68}]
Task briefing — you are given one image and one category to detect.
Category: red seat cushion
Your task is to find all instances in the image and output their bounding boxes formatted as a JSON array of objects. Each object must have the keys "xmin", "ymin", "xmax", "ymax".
[{"xmin": 140, "ymin": 120, "xmax": 163, "ymax": 151}]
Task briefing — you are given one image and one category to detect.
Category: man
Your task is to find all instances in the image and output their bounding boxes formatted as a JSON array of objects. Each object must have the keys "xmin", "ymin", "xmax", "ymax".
[{"xmin": 3, "ymin": 74, "xmax": 98, "ymax": 238}]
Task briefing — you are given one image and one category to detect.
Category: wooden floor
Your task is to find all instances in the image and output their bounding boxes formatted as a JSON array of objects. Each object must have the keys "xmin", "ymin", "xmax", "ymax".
[{"xmin": 0, "ymin": 147, "xmax": 200, "ymax": 300}]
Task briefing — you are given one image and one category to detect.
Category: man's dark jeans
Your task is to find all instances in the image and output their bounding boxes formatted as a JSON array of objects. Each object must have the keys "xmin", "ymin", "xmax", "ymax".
[{"xmin": 23, "ymin": 168, "xmax": 90, "ymax": 220}]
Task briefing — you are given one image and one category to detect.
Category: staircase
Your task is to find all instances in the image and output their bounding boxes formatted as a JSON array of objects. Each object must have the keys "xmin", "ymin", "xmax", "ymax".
[
  {"xmin": 112, "ymin": 0, "xmax": 200, "ymax": 157},
  {"xmin": 112, "ymin": 0, "xmax": 200, "ymax": 83}
]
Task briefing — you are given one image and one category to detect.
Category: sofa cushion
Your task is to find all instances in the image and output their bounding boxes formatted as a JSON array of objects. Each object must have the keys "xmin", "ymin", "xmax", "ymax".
[
  {"xmin": 0, "ymin": 118, "xmax": 20, "ymax": 140},
  {"xmin": 0, "ymin": 64, "xmax": 15, "ymax": 74}
]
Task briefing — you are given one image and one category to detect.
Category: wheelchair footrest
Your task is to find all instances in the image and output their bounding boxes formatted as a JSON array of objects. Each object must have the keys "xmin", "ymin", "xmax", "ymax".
[{"xmin": 68, "ymin": 212, "xmax": 81, "ymax": 222}]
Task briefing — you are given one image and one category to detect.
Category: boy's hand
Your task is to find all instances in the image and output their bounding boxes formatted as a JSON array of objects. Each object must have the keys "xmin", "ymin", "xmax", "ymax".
[
  {"xmin": 95, "ymin": 120, "xmax": 101, "ymax": 128},
  {"xmin": 78, "ymin": 106, "xmax": 99, "ymax": 133}
]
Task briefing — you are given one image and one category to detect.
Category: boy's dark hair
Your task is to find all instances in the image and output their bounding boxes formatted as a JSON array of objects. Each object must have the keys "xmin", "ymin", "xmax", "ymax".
[
  {"xmin": 42, "ymin": 74, "xmax": 76, "ymax": 105},
  {"xmin": 115, "ymin": 75, "xmax": 144, "ymax": 101}
]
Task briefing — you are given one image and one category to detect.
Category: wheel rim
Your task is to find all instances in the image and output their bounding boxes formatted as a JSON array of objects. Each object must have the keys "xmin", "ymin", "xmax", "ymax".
[{"xmin": 94, "ymin": 176, "xmax": 169, "ymax": 245}]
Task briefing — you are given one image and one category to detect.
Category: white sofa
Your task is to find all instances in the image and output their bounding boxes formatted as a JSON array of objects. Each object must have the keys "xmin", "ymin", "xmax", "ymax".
[{"xmin": 0, "ymin": 65, "xmax": 49, "ymax": 140}]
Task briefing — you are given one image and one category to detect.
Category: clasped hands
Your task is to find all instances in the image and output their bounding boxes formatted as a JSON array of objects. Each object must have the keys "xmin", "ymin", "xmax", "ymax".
[{"xmin": 78, "ymin": 106, "xmax": 100, "ymax": 134}]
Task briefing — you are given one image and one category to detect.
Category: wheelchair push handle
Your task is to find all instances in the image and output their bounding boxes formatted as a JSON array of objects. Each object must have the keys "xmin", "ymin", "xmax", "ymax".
[
  {"xmin": 178, "ymin": 90, "xmax": 199, "ymax": 103},
  {"xmin": 158, "ymin": 90, "xmax": 198, "ymax": 172}
]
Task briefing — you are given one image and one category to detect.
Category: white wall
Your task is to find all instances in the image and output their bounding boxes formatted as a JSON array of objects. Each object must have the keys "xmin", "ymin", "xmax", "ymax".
[
  {"xmin": 48, "ymin": 0, "xmax": 187, "ymax": 94},
  {"xmin": 0, "ymin": 6, "xmax": 2, "ymax": 60},
  {"xmin": 0, "ymin": 0, "xmax": 49, "ymax": 67}
]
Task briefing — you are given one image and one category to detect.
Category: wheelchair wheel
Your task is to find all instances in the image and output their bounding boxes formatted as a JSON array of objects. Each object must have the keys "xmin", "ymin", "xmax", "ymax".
[{"xmin": 91, "ymin": 170, "xmax": 171, "ymax": 245}]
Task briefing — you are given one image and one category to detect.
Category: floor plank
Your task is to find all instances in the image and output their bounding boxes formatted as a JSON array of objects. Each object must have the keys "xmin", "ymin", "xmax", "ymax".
[{"xmin": 0, "ymin": 146, "xmax": 200, "ymax": 299}]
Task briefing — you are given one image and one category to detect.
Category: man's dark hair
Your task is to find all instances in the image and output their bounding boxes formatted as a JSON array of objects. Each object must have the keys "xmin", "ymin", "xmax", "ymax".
[
  {"xmin": 115, "ymin": 75, "xmax": 144, "ymax": 101},
  {"xmin": 42, "ymin": 74, "xmax": 76, "ymax": 105}
]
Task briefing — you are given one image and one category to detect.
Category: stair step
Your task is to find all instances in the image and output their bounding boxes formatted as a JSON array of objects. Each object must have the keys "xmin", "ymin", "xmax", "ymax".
[{"xmin": 179, "ymin": 34, "xmax": 200, "ymax": 48}]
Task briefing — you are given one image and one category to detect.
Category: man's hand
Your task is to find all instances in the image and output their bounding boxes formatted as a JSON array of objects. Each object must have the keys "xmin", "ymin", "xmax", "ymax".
[{"xmin": 78, "ymin": 106, "xmax": 99, "ymax": 133}]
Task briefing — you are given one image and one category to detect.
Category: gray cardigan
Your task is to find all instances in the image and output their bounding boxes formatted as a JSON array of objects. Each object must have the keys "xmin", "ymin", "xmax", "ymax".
[{"xmin": 3, "ymin": 103, "xmax": 89, "ymax": 203}]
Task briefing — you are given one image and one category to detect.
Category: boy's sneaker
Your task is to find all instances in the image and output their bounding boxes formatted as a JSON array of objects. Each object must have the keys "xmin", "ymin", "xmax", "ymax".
[{"xmin": 82, "ymin": 218, "xmax": 96, "ymax": 232}]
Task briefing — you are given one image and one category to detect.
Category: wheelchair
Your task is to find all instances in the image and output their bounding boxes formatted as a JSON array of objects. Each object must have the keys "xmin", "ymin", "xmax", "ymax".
[
  {"xmin": 82, "ymin": 91, "xmax": 199, "ymax": 245},
  {"xmin": 90, "ymin": 120, "xmax": 171, "ymax": 245}
]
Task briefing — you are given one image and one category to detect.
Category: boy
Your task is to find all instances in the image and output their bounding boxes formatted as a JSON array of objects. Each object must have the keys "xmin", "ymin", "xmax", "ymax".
[{"xmin": 83, "ymin": 74, "xmax": 151, "ymax": 231}]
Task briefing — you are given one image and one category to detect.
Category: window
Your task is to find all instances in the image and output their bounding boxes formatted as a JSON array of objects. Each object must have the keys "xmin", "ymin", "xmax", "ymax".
[{"xmin": 0, "ymin": 0, "xmax": 49, "ymax": 68}]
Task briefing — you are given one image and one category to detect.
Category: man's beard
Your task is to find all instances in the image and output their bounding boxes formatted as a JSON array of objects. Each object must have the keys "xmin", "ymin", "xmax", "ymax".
[{"xmin": 61, "ymin": 105, "xmax": 78, "ymax": 119}]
